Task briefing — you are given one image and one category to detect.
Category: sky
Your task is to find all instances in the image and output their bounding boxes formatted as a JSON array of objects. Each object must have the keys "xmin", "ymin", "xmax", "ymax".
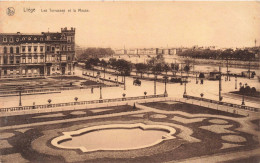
[{"xmin": 0, "ymin": 1, "xmax": 259, "ymax": 49}]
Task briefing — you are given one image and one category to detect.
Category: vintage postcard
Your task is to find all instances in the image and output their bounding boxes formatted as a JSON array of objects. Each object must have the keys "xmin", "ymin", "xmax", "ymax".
[{"xmin": 0, "ymin": 1, "xmax": 259, "ymax": 163}]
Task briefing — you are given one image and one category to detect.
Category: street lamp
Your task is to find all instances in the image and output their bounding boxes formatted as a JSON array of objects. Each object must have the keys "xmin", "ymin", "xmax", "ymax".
[
  {"xmin": 184, "ymin": 77, "xmax": 187, "ymax": 95},
  {"xmin": 196, "ymin": 72, "xmax": 198, "ymax": 84},
  {"xmin": 154, "ymin": 75, "xmax": 157, "ymax": 95},
  {"xmin": 241, "ymin": 84, "xmax": 245, "ymax": 105},
  {"xmin": 124, "ymin": 75, "xmax": 126, "ymax": 90},
  {"xmin": 164, "ymin": 76, "xmax": 168, "ymax": 97},
  {"xmin": 100, "ymin": 86, "xmax": 102, "ymax": 99},
  {"xmin": 235, "ymin": 76, "xmax": 237, "ymax": 89},
  {"xmin": 17, "ymin": 86, "xmax": 23, "ymax": 106},
  {"xmin": 219, "ymin": 66, "xmax": 222, "ymax": 101}
]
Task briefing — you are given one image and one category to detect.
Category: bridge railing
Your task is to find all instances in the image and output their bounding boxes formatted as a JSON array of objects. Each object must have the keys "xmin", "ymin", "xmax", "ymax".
[{"xmin": 0, "ymin": 94, "xmax": 166, "ymax": 112}]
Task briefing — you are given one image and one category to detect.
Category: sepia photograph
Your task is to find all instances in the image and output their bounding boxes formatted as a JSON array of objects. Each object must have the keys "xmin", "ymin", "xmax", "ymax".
[{"xmin": 0, "ymin": 1, "xmax": 259, "ymax": 162}]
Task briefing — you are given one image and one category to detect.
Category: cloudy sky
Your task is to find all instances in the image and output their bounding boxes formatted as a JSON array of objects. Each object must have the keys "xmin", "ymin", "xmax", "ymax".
[{"xmin": 0, "ymin": 1, "xmax": 259, "ymax": 48}]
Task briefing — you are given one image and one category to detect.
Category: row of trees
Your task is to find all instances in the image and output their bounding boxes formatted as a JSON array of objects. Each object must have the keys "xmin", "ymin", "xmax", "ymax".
[
  {"xmin": 84, "ymin": 54, "xmax": 191, "ymax": 78},
  {"xmin": 85, "ymin": 58, "xmax": 132, "ymax": 76},
  {"xmin": 78, "ymin": 48, "xmax": 115, "ymax": 61},
  {"xmin": 178, "ymin": 49, "xmax": 256, "ymax": 61}
]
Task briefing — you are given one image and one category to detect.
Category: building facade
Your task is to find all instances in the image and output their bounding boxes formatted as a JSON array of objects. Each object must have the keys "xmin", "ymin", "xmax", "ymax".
[{"xmin": 0, "ymin": 27, "xmax": 76, "ymax": 78}]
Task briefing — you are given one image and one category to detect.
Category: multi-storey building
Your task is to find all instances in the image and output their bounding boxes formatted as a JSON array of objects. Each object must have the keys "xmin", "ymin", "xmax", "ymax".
[{"xmin": 0, "ymin": 27, "xmax": 76, "ymax": 78}]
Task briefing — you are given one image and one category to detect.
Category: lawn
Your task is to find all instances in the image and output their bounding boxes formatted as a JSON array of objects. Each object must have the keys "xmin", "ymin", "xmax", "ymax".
[
  {"xmin": 0, "ymin": 102, "xmax": 258, "ymax": 163},
  {"xmin": 141, "ymin": 101, "xmax": 245, "ymax": 118}
]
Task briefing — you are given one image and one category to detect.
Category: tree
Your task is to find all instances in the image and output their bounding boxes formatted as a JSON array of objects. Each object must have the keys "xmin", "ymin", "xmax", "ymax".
[
  {"xmin": 251, "ymin": 87, "xmax": 256, "ymax": 95},
  {"xmin": 184, "ymin": 65, "xmax": 190, "ymax": 73},
  {"xmin": 100, "ymin": 59, "xmax": 108, "ymax": 78},
  {"xmin": 152, "ymin": 63, "xmax": 163, "ymax": 75},
  {"xmin": 135, "ymin": 63, "xmax": 148, "ymax": 78},
  {"xmin": 116, "ymin": 59, "xmax": 132, "ymax": 76},
  {"xmin": 78, "ymin": 48, "xmax": 115, "ymax": 61},
  {"xmin": 85, "ymin": 58, "xmax": 100, "ymax": 69},
  {"xmin": 163, "ymin": 64, "xmax": 170, "ymax": 75}
]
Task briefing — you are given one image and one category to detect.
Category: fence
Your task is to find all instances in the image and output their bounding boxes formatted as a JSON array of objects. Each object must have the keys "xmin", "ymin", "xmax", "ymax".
[
  {"xmin": 0, "ymin": 94, "xmax": 166, "ymax": 112},
  {"xmin": 0, "ymin": 84, "xmax": 118, "ymax": 96},
  {"xmin": 82, "ymin": 73, "xmax": 124, "ymax": 85},
  {"xmin": 183, "ymin": 94, "xmax": 259, "ymax": 112}
]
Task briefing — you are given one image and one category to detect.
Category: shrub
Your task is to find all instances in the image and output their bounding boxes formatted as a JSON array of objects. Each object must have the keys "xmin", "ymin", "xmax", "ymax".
[
  {"xmin": 239, "ymin": 86, "xmax": 245, "ymax": 93},
  {"xmin": 251, "ymin": 87, "xmax": 256, "ymax": 94},
  {"xmin": 245, "ymin": 86, "xmax": 251, "ymax": 94}
]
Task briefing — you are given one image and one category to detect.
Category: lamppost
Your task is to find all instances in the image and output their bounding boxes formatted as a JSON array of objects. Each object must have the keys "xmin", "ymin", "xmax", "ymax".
[
  {"xmin": 100, "ymin": 86, "xmax": 102, "ymax": 99},
  {"xmin": 218, "ymin": 66, "xmax": 222, "ymax": 101},
  {"xmin": 164, "ymin": 75, "xmax": 168, "ymax": 97},
  {"xmin": 17, "ymin": 86, "xmax": 23, "ymax": 106},
  {"xmin": 184, "ymin": 77, "xmax": 187, "ymax": 95},
  {"xmin": 124, "ymin": 75, "xmax": 126, "ymax": 90},
  {"xmin": 196, "ymin": 72, "xmax": 198, "ymax": 84},
  {"xmin": 154, "ymin": 75, "xmax": 157, "ymax": 95},
  {"xmin": 235, "ymin": 76, "xmax": 237, "ymax": 89},
  {"xmin": 241, "ymin": 84, "xmax": 245, "ymax": 105}
]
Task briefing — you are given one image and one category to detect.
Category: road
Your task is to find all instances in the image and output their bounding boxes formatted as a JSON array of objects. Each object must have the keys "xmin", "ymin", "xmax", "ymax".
[{"xmin": 0, "ymin": 66, "xmax": 259, "ymax": 108}]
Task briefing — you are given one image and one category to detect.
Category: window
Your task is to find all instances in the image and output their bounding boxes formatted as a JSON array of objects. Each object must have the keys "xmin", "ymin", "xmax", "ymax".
[
  {"xmin": 10, "ymin": 47, "xmax": 13, "ymax": 54},
  {"xmin": 67, "ymin": 37, "xmax": 71, "ymax": 43},
  {"xmin": 34, "ymin": 55, "xmax": 38, "ymax": 63},
  {"xmin": 4, "ymin": 47, "xmax": 7, "ymax": 53},
  {"xmin": 34, "ymin": 46, "xmax": 37, "ymax": 52},
  {"xmin": 28, "ymin": 46, "xmax": 31, "ymax": 52},
  {"xmin": 4, "ymin": 56, "xmax": 8, "ymax": 64},
  {"xmin": 40, "ymin": 46, "xmax": 44, "ymax": 52},
  {"xmin": 28, "ymin": 37, "xmax": 31, "ymax": 40},
  {"xmin": 40, "ymin": 38, "xmax": 43, "ymax": 41},
  {"xmin": 22, "ymin": 55, "xmax": 26, "ymax": 63},
  {"xmin": 3, "ymin": 37, "xmax": 7, "ymax": 42},
  {"xmin": 47, "ymin": 46, "xmax": 50, "ymax": 52},
  {"xmin": 28, "ymin": 55, "xmax": 32, "ymax": 63},
  {"xmin": 16, "ymin": 56, "xmax": 20, "ymax": 64},
  {"xmin": 68, "ymin": 46, "xmax": 71, "ymax": 51},
  {"xmin": 16, "ymin": 38, "xmax": 19, "ymax": 42},
  {"xmin": 51, "ymin": 47, "xmax": 55, "ymax": 52},
  {"xmin": 34, "ymin": 37, "xmax": 37, "ymax": 41},
  {"xmin": 40, "ymin": 55, "xmax": 44, "ymax": 62},
  {"xmin": 22, "ymin": 37, "xmax": 25, "ymax": 41},
  {"xmin": 16, "ymin": 47, "xmax": 19, "ymax": 53},
  {"xmin": 22, "ymin": 46, "xmax": 26, "ymax": 52},
  {"xmin": 9, "ymin": 56, "xmax": 14, "ymax": 64},
  {"xmin": 10, "ymin": 37, "xmax": 14, "ymax": 42}
]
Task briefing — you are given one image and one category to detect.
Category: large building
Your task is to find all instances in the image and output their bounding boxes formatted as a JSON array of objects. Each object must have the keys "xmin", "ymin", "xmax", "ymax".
[{"xmin": 0, "ymin": 27, "xmax": 76, "ymax": 78}]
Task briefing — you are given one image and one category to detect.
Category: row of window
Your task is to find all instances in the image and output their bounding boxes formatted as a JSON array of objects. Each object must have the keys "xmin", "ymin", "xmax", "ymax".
[
  {"xmin": 3, "ymin": 37, "xmax": 45, "ymax": 43},
  {"xmin": 0, "ymin": 55, "xmax": 45, "ymax": 64},
  {"xmin": 2, "ymin": 45, "xmax": 74, "ymax": 54},
  {"xmin": 21, "ymin": 46, "xmax": 44, "ymax": 53},
  {"xmin": 2, "ymin": 46, "xmax": 44, "ymax": 54},
  {"xmin": 2, "ymin": 36, "xmax": 74, "ymax": 43}
]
